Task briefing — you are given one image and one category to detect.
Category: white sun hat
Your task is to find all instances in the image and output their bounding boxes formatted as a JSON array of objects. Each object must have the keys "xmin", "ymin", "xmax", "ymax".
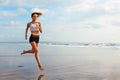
[{"xmin": 31, "ymin": 8, "xmax": 42, "ymax": 16}]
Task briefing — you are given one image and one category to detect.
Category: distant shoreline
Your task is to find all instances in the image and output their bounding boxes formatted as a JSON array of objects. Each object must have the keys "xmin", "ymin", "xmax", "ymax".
[{"xmin": 0, "ymin": 41, "xmax": 120, "ymax": 48}]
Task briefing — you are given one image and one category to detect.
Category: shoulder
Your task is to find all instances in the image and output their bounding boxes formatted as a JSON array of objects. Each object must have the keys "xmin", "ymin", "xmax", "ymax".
[
  {"xmin": 37, "ymin": 22, "xmax": 41, "ymax": 25},
  {"xmin": 27, "ymin": 22, "xmax": 31, "ymax": 27}
]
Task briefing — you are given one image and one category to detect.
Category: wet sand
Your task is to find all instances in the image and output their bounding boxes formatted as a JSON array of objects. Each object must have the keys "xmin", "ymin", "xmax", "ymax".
[{"xmin": 1, "ymin": 44, "xmax": 120, "ymax": 80}]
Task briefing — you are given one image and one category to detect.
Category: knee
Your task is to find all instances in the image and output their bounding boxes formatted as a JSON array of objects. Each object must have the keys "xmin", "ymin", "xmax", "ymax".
[{"xmin": 34, "ymin": 48, "xmax": 38, "ymax": 53}]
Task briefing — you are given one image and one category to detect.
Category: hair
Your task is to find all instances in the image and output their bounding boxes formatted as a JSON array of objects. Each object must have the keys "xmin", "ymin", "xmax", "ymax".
[{"xmin": 31, "ymin": 12, "xmax": 42, "ymax": 18}]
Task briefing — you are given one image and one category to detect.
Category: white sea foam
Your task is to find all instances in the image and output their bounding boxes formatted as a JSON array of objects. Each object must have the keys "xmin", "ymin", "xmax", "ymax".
[{"xmin": 1, "ymin": 42, "xmax": 120, "ymax": 48}]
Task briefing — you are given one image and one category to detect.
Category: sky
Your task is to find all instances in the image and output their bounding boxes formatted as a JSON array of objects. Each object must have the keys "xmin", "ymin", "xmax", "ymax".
[{"xmin": 0, "ymin": 0, "xmax": 120, "ymax": 43}]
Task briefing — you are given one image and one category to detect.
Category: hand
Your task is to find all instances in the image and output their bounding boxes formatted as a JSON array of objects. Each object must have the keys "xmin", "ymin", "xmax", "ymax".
[{"xmin": 25, "ymin": 35, "xmax": 27, "ymax": 40}]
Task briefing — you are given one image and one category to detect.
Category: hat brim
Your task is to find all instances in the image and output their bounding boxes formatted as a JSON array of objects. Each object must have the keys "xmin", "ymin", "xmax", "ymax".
[{"xmin": 32, "ymin": 12, "xmax": 42, "ymax": 16}]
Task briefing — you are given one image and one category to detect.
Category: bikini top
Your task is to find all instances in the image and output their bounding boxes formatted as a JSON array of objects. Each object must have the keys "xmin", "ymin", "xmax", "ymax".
[{"xmin": 29, "ymin": 23, "xmax": 39, "ymax": 31}]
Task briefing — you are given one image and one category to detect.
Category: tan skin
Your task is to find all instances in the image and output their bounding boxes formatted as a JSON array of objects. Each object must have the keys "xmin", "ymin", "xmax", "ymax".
[
  {"xmin": 38, "ymin": 75, "xmax": 44, "ymax": 80},
  {"xmin": 21, "ymin": 13, "xmax": 44, "ymax": 71}
]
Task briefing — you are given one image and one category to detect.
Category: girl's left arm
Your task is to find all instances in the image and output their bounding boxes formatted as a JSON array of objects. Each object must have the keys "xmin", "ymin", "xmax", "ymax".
[{"xmin": 38, "ymin": 22, "xmax": 43, "ymax": 33}]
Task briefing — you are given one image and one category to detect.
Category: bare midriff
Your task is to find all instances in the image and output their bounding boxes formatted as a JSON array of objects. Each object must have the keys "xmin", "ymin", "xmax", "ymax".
[{"xmin": 31, "ymin": 31, "xmax": 40, "ymax": 35}]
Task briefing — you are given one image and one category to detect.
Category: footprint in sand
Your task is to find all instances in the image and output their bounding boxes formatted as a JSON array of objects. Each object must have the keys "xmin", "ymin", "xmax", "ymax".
[{"xmin": 17, "ymin": 65, "xmax": 24, "ymax": 67}]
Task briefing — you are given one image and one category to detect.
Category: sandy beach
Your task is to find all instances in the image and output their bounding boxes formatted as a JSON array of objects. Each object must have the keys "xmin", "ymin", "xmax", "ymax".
[{"xmin": 1, "ymin": 42, "xmax": 120, "ymax": 80}]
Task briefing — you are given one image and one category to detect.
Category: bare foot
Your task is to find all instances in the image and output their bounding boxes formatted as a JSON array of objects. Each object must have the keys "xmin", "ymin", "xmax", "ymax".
[
  {"xmin": 21, "ymin": 50, "xmax": 25, "ymax": 55},
  {"xmin": 38, "ymin": 75, "xmax": 44, "ymax": 80},
  {"xmin": 38, "ymin": 65, "xmax": 44, "ymax": 71}
]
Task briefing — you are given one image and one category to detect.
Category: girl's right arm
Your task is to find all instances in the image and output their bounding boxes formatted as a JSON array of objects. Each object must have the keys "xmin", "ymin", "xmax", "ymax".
[{"xmin": 25, "ymin": 23, "xmax": 30, "ymax": 40}]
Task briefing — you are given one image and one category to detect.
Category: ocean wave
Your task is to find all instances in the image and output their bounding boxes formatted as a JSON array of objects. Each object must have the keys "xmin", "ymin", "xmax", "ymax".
[
  {"xmin": 40, "ymin": 42, "xmax": 120, "ymax": 48},
  {"xmin": 1, "ymin": 42, "xmax": 120, "ymax": 48}
]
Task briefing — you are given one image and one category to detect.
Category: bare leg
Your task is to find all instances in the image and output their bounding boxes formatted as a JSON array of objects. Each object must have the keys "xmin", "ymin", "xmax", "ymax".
[
  {"xmin": 21, "ymin": 48, "xmax": 34, "ymax": 55},
  {"xmin": 31, "ymin": 42, "xmax": 44, "ymax": 70}
]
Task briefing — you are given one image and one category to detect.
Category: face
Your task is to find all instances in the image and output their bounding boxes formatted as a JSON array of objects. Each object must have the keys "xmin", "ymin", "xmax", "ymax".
[{"xmin": 32, "ymin": 14, "xmax": 39, "ymax": 20}]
